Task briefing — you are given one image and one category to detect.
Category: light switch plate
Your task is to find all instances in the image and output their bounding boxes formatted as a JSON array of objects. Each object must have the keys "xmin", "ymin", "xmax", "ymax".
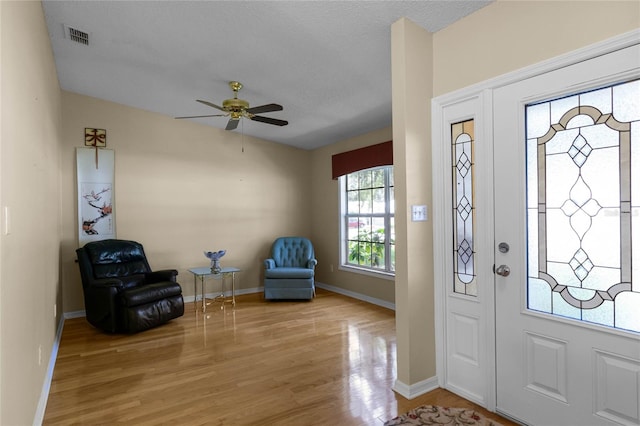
[
  {"xmin": 3, "ymin": 206, "xmax": 9, "ymax": 235},
  {"xmin": 412, "ymin": 205, "xmax": 427, "ymax": 222}
]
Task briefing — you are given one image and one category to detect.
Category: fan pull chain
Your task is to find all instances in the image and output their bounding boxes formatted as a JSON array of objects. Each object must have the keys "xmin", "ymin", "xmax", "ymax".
[{"xmin": 241, "ymin": 119, "xmax": 245, "ymax": 153}]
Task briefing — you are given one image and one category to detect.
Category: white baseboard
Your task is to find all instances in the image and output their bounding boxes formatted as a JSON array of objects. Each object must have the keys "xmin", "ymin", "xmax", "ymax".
[
  {"xmin": 33, "ymin": 314, "xmax": 65, "ymax": 426},
  {"xmin": 393, "ymin": 376, "xmax": 439, "ymax": 400},
  {"xmin": 64, "ymin": 310, "xmax": 86, "ymax": 319},
  {"xmin": 194, "ymin": 283, "xmax": 396, "ymax": 312},
  {"xmin": 188, "ymin": 286, "xmax": 262, "ymax": 304},
  {"xmin": 315, "ymin": 281, "xmax": 395, "ymax": 311}
]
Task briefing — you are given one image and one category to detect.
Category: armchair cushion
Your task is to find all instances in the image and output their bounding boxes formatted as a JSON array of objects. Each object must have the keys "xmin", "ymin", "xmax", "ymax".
[
  {"xmin": 264, "ymin": 267, "xmax": 314, "ymax": 279},
  {"xmin": 85, "ymin": 239, "xmax": 151, "ymax": 279}
]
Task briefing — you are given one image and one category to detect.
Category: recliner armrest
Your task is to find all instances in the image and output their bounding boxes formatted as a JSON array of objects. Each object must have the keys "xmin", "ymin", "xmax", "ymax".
[
  {"xmin": 307, "ymin": 259, "xmax": 318, "ymax": 270},
  {"xmin": 88, "ymin": 278, "xmax": 125, "ymax": 289},
  {"xmin": 144, "ymin": 269, "xmax": 178, "ymax": 283},
  {"xmin": 264, "ymin": 259, "xmax": 275, "ymax": 269}
]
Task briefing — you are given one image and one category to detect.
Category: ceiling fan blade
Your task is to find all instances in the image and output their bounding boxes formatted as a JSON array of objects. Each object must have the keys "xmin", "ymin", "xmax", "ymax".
[
  {"xmin": 226, "ymin": 119, "xmax": 240, "ymax": 131},
  {"xmin": 246, "ymin": 103, "xmax": 283, "ymax": 114},
  {"xmin": 250, "ymin": 115, "xmax": 288, "ymax": 126},
  {"xmin": 196, "ymin": 99, "xmax": 227, "ymax": 112},
  {"xmin": 175, "ymin": 114, "xmax": 227, "ymax": 119}
]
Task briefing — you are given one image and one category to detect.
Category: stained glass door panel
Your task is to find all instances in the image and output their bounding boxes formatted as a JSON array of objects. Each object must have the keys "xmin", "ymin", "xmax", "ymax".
[
  {"xmin": 452, "ymin": 119, "xmax": 477, "ymax": 296},
  {"xmin": 526, "ymin": 80, "xmax": 639, "ymax": 333}
]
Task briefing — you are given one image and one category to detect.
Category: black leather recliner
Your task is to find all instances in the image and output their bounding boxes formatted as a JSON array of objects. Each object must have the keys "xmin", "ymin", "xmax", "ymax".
[{"xmin": 76, "ymin": 239, "xmax": 184, "ymax": 333}]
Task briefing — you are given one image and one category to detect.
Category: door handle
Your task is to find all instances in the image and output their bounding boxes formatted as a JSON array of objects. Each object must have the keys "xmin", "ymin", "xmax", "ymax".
[{"xmin": 495, "ymin": 264, "xmax": 510, "ymax": 277}]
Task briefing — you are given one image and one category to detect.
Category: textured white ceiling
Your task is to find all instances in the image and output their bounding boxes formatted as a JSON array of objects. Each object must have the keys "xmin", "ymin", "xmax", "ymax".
[{"xmin": 42, "ymin": 1, "xmax": 492, "ymax": 150}]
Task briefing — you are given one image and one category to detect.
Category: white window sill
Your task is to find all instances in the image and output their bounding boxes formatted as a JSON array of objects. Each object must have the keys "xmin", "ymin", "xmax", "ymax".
[{"xmin": 338, "ymin": 264, "xmax": 395, "ymax": 281}]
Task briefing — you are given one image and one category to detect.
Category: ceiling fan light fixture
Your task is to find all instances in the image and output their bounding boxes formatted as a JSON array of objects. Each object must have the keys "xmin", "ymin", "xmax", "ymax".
[
  {"xmin": 222, "ymin": 98, "xmax": 249, "ymax": 111},
  {"xmin": 176, "ymin": 80, "xmax": 287, "ymax": 131}
]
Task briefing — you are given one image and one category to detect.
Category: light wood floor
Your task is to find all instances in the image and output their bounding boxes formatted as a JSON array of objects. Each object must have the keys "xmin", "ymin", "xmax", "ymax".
[{"xmin": 44, "ymin": 289, "xmax": 516, "ymax": 425}]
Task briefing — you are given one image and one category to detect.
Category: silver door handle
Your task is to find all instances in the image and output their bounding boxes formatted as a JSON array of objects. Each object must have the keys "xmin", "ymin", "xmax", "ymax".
[{"xmin": 495, "ymin": 264, "xmax": 510, "ymax": 277}]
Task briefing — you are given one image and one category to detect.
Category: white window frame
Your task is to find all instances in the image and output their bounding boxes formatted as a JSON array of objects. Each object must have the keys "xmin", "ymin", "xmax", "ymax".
[{"xmin": 338, "ymin": 165, "xmax": 395, "ymax": 279}]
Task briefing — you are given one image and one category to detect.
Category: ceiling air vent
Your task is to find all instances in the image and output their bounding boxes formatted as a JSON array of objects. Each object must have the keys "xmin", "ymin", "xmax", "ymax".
[{"xmin": 64, "ymin": 25, "xmax": 89, "ymax": 46}]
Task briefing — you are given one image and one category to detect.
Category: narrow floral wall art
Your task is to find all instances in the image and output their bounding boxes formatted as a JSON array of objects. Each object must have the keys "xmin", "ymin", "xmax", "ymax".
[{"xmin": 77, "ymin": 147, "xmax": 116, "ymax": 246}]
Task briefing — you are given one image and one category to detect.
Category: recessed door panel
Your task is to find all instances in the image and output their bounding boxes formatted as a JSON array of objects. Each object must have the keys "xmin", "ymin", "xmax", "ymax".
[
  {"xmin": 594, "ymin": 351, "xmax": 640, "ymax": 425},
  {"xmin": 524, "ymin": 332, "xmax": 568, "ymax": 403}
]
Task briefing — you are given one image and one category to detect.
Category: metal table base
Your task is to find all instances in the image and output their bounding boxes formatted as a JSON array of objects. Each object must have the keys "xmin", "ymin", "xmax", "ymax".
[{"xmin": 188, "ymin": 267, "xmax": 240, "ymax": 312}]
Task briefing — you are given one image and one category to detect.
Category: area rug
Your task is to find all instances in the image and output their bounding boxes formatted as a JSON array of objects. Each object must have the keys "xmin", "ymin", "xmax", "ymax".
[{"xmin": 384, "ymin": 405, "xmax": 503, "ymax": 426}]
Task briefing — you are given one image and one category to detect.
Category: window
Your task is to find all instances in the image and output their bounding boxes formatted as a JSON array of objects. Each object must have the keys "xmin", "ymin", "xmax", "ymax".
[
  {"xmin": 526, "ymin": 79, "xmax": 639, "ymax": 332},
  {"xmin": 340, "ymin": 166, "xmax": 395, "ymax": 275},
  {"xmin": 452, "ymin": 119, "xmax": 477, "ymax": 296}
]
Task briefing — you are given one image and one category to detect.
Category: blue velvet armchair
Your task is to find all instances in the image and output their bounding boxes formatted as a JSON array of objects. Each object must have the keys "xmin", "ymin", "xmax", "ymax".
[{"xmin": 263, "ymin": 237, "xmax": 317, "ymax": 300}]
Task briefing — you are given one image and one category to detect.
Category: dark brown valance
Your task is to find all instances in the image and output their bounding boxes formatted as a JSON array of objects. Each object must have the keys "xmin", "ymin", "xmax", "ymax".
[{"xmin": 331, "ymin": 140, "xmax": 393, "ymax": 180}]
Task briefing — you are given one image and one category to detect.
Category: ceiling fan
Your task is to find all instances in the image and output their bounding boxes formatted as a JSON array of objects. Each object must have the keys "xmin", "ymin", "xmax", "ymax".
[{"xmin": 175, "ymin": 81, "xmax": 288, "ymax": 131}]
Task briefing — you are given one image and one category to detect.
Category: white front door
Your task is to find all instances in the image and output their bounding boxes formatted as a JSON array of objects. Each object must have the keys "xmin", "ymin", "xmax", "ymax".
[{"xmin": 493, "ymin": 45, "xmax": 640, "ymax": 425}]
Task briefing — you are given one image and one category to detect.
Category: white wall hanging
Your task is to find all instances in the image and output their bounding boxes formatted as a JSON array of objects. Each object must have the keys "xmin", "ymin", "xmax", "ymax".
[{"xmin": 76, "ymin": 147, "xmax": 115, "ymax": 246}]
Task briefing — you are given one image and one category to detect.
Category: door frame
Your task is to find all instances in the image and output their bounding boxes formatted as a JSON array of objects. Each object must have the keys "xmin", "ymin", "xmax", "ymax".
[{"xmin": 432, "ymin": 29, "xmax": 640, "ymax": 415}]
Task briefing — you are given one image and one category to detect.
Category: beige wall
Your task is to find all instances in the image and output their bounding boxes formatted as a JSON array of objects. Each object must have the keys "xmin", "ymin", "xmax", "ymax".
[
  {"xmin": 433, "ymin": 0, "xmax": 640, "ymax": 97},
  {"xmin": 310, "ymin": 127, "xmax": 395, "ymax": 302},
  {"xmin": 61, "ymin": 92, "xmax": 312, "ymax": 312},
  {"xmin": 391, "ymin": 17, "xmax": 435, "ymax": 389},
  {"xmin": 0, "ymin": 1, "xmax": 62, "ymax": 424}
]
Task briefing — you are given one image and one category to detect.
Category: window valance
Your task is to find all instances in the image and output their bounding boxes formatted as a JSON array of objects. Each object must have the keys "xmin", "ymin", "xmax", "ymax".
[{"xmin": 331, "ymin": 140, "xmax": 393, "ymax": 180}]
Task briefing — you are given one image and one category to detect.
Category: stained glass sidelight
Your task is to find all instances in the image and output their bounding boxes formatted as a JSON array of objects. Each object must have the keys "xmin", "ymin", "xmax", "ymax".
[
  {"xmin": 526, "ymin": 79, "xmax": 639, "ymax": 333},
  {"xmin": 452, "ymin": 120, "xmax": 477, "ymax": 296}
]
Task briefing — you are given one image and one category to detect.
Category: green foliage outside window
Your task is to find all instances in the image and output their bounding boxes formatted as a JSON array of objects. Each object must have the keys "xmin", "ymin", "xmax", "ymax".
[{"xmin": 349, "ymin": 228, "xmax": 386, "ymax": 268}]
